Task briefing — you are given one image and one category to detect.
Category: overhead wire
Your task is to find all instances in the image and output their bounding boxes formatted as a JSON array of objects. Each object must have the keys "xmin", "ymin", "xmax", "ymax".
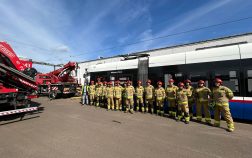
[{"xmin": 71, "ymin": 16, "xmax": 252, "ymax": 57}]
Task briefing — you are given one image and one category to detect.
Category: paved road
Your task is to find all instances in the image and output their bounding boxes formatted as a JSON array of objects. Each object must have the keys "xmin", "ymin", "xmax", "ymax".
[{"xmin": 0, "ymin": 97, "xmax": 252, "ymax": 158}]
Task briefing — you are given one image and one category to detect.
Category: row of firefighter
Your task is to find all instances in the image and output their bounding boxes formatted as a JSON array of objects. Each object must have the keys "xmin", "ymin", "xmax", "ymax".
[{"xmin": 86, "ymin": 78, "xmax": 235, "ymax": 132}]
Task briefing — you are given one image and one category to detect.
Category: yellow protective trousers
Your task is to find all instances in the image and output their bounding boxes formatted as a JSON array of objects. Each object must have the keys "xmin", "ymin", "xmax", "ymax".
[
  {"xmin": 214, "ymin": 104, "xmax": 234, "ymax": 131},
  {"xmin": 89, "ymin": 94, "xmax": 95, "ymax": 105},
  {"xmin": 114, "ymin": 98, "xmax": 122, "ymax": 110},
  {"xmin": 168, "ymin": 99, "xmax": 177, "ymax": 117},
  {"xmin": 136, "ymin": 97, "xmax": 144, "ymax": 111},
  {"xmin": 145, "ymin": 99, "xmax": 154, "ymax": 113},
  {"xmin": 125, "ymin": 98, "xmax": 134, "ymax": 112},
  {"xmin": 196, "ymin": 101, "xmax": 211, "ymax": 123},
  {"xmin": 177, "ymin": 103, "xmax": 190, "ymax": 122},
  {"xmin": 107, "ymin": 96, "xmax": 114, "ymax": 110},
  {"xmin": 156, "ymin": 99, "xmax": 164, "ymax": 115}
]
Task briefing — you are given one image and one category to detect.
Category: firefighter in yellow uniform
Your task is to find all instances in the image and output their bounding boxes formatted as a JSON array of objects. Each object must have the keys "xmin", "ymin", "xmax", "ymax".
[
  {"xmin": 135, "ymin": 80, "xmax": 144, "ymax": 112},
  {"xmin": 144, "ymin": 80, "xmax": 155, "ymax": 114},
  {"xmin": 101, "ymin": 81, "xmax": 107, "ymax": 107},
  {"xmin": 176, "ymin": 82, "xmax": 190, "ymax": 124},
  {"xmin": 166, "ymin": 79, "xmax": 178, "ymax": 118},
  {"xmin": 94, "ymin": 82, "xmax": 103, "ymax": 107},
  {"xmin": 114, "ymin": 80, "xmax": 123, "ymax": 111},
  {"xmin": 88, "ymin": 80, "xmax": 96, "ymax": 105},
  {"xmin": 122, "ymin": 82, "xmax": 127, "ymax": 111},
  {"xmin": 106, "ymin": 82, "xmax": 114, "ymax": 110},
  {"xmin": 125, "ymin": 80, "xmax": 135, "ymax": 113},
  {"xmin": 184, "ymin": 79, "xmax": 194, "ymax": 118},
  {"xmin": 155, "ymin": 81, "xmax": 166, "ymax": 116},
  {"xmin": 212, "ymin": 78, "xmax": 235, "ymax": 132},
  {"xmin": 96, "ymin": 77, "xmax": 102, "ymax": 87},
  {"xmin": 194, "ymin": 80, "xmax": 211, "ymax": 124}
]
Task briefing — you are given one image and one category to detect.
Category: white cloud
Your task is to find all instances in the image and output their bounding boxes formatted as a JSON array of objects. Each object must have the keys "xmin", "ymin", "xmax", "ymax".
[
  {"xmin": 120, "ymin": 0, "xmax": 233, "ymax": 53},
  {"xmin": 114, "ymin": 1, "xmax": 150, "ymax": 25},
  {"xmin": 53, "ymin": 45, "xmax": 70, "ymax": 52},
  {"xmin": 156, "ymin": 0, "xmax": 232, "ymax": 37}
]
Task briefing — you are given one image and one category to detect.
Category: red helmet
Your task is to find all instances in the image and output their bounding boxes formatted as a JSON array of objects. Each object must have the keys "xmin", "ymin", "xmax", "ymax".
[
  {"xmin": 185, "ymin": 79, "xmax": 191, "ymax": 83},
  {"xmin": 146, "ymin": 79, "xmax": 151, "ymax": 83},
  {"xmin": 115, "ymin": 80, "xmax": 119, "ymax": 84},
  {"xmin": 108, "ymin": 81, "xmax": 112, "ymax": 85},
  {"xmin": 215, "ymin": 78, "xmax": 223, "ymax": 84},
  {"xmin": 103, "ymin": 81, "xmax": 107, "ymax": 84},
  {"xmin": 157, "ymin": 81, "xmax": 162, "ymax": 85},
  {"xmin": 178, "ymin": 82, "xmax": 184, "ymax": 87},
  {"xmin": 169, "ymin": 79, "xmax": 174, "ymax": 83},
  {"xmin": 198, "ymin": 80, "xmax": 205, "ymax": 84},
  {"xmin": 127, "ymin": 80, "xmax": 132, "ymax": 84},
  {"xmin": 98, "ymin": 82, "xmax": 102, "ymax": 85},
  {"xmin": 137, "ymin": 80, "xmax": 142, "ymax": 84}
]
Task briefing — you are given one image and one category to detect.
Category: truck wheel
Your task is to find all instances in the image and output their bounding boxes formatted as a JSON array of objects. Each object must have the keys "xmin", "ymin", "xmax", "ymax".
[
  {"xmin": 49, "ymin": 91, "xmax": 57, "ymax": 100},
  {"xmin": 25, "ymin": 99, "xmax": 31, "ymax": 108}
]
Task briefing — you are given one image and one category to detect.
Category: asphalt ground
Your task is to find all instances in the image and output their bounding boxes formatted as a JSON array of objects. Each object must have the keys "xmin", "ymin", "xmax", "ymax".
[{"xmin": 0, "ymin": 97, "xmax": 252, "ymax": 158}]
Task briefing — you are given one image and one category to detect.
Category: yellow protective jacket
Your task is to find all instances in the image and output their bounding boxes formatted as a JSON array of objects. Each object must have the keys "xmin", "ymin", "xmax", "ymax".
[
  {"xmin": 88, "ymin": 85, "xmax": 96, "ymax": 95},
  {"xmin": 102, "ymin": 85, "xmax": 107, "ymax": 97},
  {"xmin": 185, "ymin": 85, "xmax": 194, "ymax": 102},
  {"xmin": 95, "ymin": 86, "xmax": 103, "ymax": 97},
  {"xmin": 176, "ymin": 88, "xmax": 189, "ymax": 105},
  {"xmin": 135, "ymin": 86, "xmax": 144, "ymax": 98},
  {"xmin": 194, "ymin": 86, "xmax": 211, "ymax": 102},
  {"xmin": 106, "ymin": 86, "xmax": 114, "ymax": 98},
  {"xmin": 125, "ymin": 86, "xmax": 135, "ymax": 99},
  {"xmin": 212, "ymin": 86, "xmax": 234, "ymax": 106},
  {"xmin": 165, "ymin": 85, "xmax": 178, "ymax": 100},
  {"xmin": 144, "ymin": 85, "xmax": 155, "ymax": 100},
  {"xmin": 114, "ymin": 86, "xmax": 122, "ymax": 99},
  {"xmin": 155, "ymin": 87, "xmax": 166, "ymax": 101}
]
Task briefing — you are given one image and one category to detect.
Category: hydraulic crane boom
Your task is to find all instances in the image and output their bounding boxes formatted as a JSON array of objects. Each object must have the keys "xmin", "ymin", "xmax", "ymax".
[
  {"xmin": 48, "ymin": 62, "xmax": 77, "ymax": 83},
  {"xmin": 0, "ymin": 41, "xmax": 38, "ymax": 117},
  {"xmin": 0, "ymin": 41, "xmax": 37, "ymax": 91},
  {"xmin": 0, "ymin": 42, "xmax": 28, "ymax": 71},
  {"xmin": 36, "ymin": 62, "xmax": 77, "ymax": 99}
]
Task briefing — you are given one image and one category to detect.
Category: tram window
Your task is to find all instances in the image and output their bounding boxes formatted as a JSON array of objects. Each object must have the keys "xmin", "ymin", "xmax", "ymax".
[
  {"xmin": 188, "ymin": 72, "xmax": 208, "ymax": 88},
  {"xmin": 248, "ymin": 70, "xmax": 252, "ymax": 77},
  {"xmin": 229, "ymin": 71, "xmax": 236, "ymax": 78},
  {"xmin": 119, "ymin": 77, "xmax": 127, "ymax": 81},
  {"xmin": 223, "ymin": 80, "xmax": 236, "ymax": 92},
  {"xmin": 175, "ymin": 73, "xmax": 183, "ymax": 77},
  {"xmin": 248, "ymin": 79, "xmax": 252, "ymax": 93},
  {"xmin": 215, "ymin": 70, "xmax": 239, "ymax": 93},
  {"xmin": 247, "ymin": 70, "xmax": 252, "ymax": 95}
]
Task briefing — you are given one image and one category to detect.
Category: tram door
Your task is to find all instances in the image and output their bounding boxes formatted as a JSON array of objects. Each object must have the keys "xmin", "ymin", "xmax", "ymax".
[
  {"xmin": 244, "ymin": 68, "xmax": 252, "ymax": 120},
  {"xmin": 138, "ymin": 57, "xmax": 149, "ymax": 87}
]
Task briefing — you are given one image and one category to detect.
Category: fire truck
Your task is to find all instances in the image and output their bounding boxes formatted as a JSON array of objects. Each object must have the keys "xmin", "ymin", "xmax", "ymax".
[
  {"xmin": 36, "ymin": 62, "xmax": 78, "ymax": 99},
  {"xmin": 0, "ymin": 41, "xmax": 38, "ymax": 117}
]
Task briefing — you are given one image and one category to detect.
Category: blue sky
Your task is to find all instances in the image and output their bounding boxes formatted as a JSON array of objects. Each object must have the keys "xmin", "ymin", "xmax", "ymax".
[{"xmin": 1, "ymin": 0, "xmax": 252, "ymax": 72}]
